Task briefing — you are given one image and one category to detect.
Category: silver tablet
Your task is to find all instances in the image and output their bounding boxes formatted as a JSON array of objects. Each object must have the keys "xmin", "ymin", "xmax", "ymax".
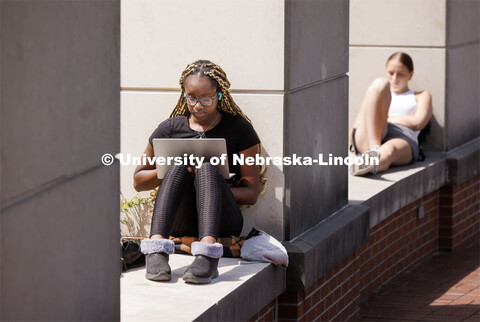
[{"xmin": 152, "ymin": 138, "xmax": 233, "ymax": 179}]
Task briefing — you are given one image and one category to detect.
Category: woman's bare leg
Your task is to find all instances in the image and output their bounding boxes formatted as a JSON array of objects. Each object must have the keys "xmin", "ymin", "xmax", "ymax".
[
  {"xmin": 350, "ymin": 77, "xmax": 391, "ymax": 154},
  {"xmin": 376, "ymin": 138, "xmax": 413, "ymax": 172}
]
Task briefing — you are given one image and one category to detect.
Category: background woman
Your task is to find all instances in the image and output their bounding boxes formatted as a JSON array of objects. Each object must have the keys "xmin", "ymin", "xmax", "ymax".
[
  {"xmin": 349, "ymin": 52, "xmax": 432, "ymax": 176},
  {"xmin": 133, "ymin": 60, "xmax": 262, "ymax": 284}
]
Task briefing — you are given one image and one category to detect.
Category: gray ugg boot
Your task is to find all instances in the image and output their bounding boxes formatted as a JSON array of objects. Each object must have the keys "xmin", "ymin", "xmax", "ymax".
[
  {"xmin": 183, "ymin": 242, "xmax": 223, "ymax": 284},
  {"xmin": 140, "ymin": 238, "xmax": 175, "ymax": 281}
]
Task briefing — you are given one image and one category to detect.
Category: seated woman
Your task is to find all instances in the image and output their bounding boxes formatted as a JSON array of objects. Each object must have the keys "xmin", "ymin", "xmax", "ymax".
[
  {"xmin": 133, "ymin": 60, "xmax": 262, "ymax": 284},
  {"xmin": 349, "ymin": 52, "xmax": 432, "ymax": 176}
]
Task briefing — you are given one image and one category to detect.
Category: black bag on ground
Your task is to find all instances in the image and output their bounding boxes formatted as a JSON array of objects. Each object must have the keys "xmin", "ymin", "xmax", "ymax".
[
  {"xmin": 121, "ymin": 240, "xmax": 145, "ymax": 272},
  {"xmin": 417, "ymin": 121, "xmax": 431, "ymax": 162}
]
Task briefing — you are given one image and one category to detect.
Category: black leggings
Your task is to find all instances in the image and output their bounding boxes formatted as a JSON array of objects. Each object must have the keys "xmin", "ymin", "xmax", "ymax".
[{"xmin": 150, "ymin": 163, "xmax": 243, "ymax": 239}]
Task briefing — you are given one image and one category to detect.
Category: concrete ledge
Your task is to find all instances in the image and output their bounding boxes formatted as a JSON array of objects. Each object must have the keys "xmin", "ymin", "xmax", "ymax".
[
  {"xmin": 283, "ymin": 138, "xmax": 479, "ymax": 293},
  {"xmin": 350, "ymin": 137, "xmax": 480, "ymax": 228},
  {"xmin": 284, "ymin": 204, "xmax": 370, "ymax": 291},
  {"xmin": 196, "ymin": 262, "xmax": 285, "ymax": 321},
  {"xmin": 121, "ymin": 254, "xmax": 285, "ymax": 322},
  {"xmin": 120, "ymin": 139, "xmax": 479, "ymax": 320},
  {"xmin": 445, "ymin": 137, "xmax": 480, "ymax": 186},
  {"xmin": 349, "ymin": 152, "xmax": 447, "ymax": 228}
]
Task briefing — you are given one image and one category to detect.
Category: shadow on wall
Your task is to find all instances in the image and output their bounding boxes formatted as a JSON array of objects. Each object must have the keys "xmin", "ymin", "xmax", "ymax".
[
  {"xmin": 120, "ymin": 193, "xmax": 154, "ymax": 238},
  {"xmin": 240, "ymin": 145, "xmax": 284, "ymax": 240},
  {"xmin": 424, "ymin": 113, "xmax": 442, "ymax": 151}
]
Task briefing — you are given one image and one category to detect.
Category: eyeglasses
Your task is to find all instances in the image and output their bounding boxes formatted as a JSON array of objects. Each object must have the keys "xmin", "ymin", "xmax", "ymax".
[{"xmin": 183, "ymin": 93, "xmax": 218, "ymax": 107}]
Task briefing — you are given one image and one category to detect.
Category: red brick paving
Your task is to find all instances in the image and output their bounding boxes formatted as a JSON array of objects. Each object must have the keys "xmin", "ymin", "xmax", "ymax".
[{"xmin": 359, "ymin": 244, "xmax": 479, "ymax": 321}]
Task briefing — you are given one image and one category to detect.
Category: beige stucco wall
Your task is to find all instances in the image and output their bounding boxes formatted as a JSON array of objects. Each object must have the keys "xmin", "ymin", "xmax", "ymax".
[
  {"xmin": 121, "ymin": 0, "xmax": 351, "ymax": 241},
  {"xmin": 349, "ymin": 0, "xmax": 479, "ymax": 151},
  {"xmin": 349, "ymin": 47, "xmax": 447, "ymax": 150},
  {"xmin": 121, "ymin": 0, "xmax": 286, "ymax": 239}
]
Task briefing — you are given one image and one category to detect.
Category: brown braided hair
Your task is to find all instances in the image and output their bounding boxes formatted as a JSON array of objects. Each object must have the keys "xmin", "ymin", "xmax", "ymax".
[{"xmin": 169, "ymin": 59, "xmax": 267, "ymax": 195}]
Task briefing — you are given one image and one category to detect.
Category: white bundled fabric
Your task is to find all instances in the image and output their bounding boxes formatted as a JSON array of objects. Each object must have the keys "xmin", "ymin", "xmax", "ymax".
[{"xmin": 240, "ymin": 230, "xmax": 289, "ymax": 267}]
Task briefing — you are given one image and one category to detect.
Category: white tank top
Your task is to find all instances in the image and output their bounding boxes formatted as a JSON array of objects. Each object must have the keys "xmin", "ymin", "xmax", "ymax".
[{"xmin": 388, "ymin": 90, "xmax": 420, "ymax": 137}]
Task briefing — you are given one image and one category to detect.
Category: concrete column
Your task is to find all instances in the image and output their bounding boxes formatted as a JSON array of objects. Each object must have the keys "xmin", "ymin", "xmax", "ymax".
[
  {"xmin": 1, "ymin": 1, "xmax": 120, "ymax": 320},
  {"xmin": 283, "ymin": 0, "xmax": 349, "ymax": 239},
  {"xmin": 350, "ymin": 0, "xmax": 479, "ymax": 151},
  {"xmin": 121, "ymin": 0, "xmax": 349, "ymax": 241},
  {"xmin": 445, "ymin": 0, "xmax": 480, "ymax": 149}
]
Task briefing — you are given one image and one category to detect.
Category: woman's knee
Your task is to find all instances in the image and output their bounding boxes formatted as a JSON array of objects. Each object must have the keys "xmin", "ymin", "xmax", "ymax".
[
  {"xmin": 368, "ymin": 77, "xmax": 390, "ymax": 95},
  {"xmin": 380, "ymin": 139, "xmax": 412, "ymax": 164},
  {"xmin": 195, "ymin": 162, "xmax": 226, "ymax": 195},
  {"xmin": 161, "ymin": 164, "xmax": 190, "ymax": 184},
  {"xmin": 196, "ymin": 162, "xmax": 219, "ymax": 176},
  {"xmin": 168, "ymin": 164, "xmax": 189, "ymax": 175}
]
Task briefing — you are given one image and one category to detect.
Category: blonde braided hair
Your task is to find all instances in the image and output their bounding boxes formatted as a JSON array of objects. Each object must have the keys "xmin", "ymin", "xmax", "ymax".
[
  {"xmin": 170, "ymin": 60, "xmax": 250, "ymax": 121},
  {"xmin": 170, "ymin": 59, "xmax": 267, "ymax": 194}
]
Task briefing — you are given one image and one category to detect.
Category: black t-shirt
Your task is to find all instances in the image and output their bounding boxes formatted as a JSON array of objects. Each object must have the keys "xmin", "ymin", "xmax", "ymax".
[{"xmin": 148, "ymin": 112, "xmax": 260, "ymax": 178}]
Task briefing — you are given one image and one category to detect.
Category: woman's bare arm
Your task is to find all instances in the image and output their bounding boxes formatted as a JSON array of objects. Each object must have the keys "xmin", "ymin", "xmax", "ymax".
[
  {"xmin": 133, "ymin": 143, "xmax": 162, "ymax": 191},
  {"xmin": 230, "ymin": 144, "xmax": 261, "ymax": 205},
  {"xmin": 388, "ymin": 90, "xmax": 433, "ymax": 131}
]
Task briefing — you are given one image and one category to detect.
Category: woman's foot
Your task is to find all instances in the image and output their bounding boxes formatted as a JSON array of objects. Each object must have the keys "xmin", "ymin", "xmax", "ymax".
[
  {"xmin": 140, "ymin": 238, "xmax": 175, "ymax": 281},
  {"xmin": 145, "ymin": 253, "xmax": 171, "ymax": 281},
  {"xmin": 183, "ymin": 255, "xmax": 219, "ymax": 283},
  {"xmin": 183, "ymin": 242, "xmax": 223, "ymax": 284},
  {"xmin": 350, "ymin": 147, "xmax": 381, "ymax": 176}
]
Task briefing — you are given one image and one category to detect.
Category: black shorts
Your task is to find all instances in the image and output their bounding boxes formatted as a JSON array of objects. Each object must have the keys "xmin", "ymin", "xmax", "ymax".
[
  {"xmin": 350, "ymin": 123, "xmax": 420, "ymax": 162},
  {"xmin": 382, "ymin": 123, "xmax": 420, "ymax": 162}
]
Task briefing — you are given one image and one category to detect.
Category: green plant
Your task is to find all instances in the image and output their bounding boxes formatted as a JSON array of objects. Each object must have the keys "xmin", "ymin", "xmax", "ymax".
[
  {"xmin": 120, "ymin": 194, "xmax": 151, "ymax": 212},
  {"xmin": 120, "ymin": 193, "xmax": 154, "ymax": 238}
]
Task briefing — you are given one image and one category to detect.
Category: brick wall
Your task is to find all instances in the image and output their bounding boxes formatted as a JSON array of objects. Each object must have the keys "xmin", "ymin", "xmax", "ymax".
[
  {"xmin": 248, "ymin": 299, "xmax": 277, "ymax": 322},
  {"xmin": 249, "ymin": 177, "xmax": 479, "ymax": 321},
  {"xmin": 276, "ymin": 252, "xmax": 360, "ymax": 321},
  {"xmin": 439, "ymin": 176, "xmax": 480, "ymax": 251},
  {"xmin": 358, "ymin": 191, "xmax": 438, "ymax": 299},
  {"xmin": 272, "ymin": 191, "xmax": 438, "ymax": 322}
]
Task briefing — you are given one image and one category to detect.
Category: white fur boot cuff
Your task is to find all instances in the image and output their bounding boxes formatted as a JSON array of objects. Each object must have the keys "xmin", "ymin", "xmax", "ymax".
[
  {"xmin": 140, "ymin": 238, "xmax": 175, "ymax": 255},
  {"xmin": 191, "ymin": 242, "xmax": 223, "ymax": 259}
]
